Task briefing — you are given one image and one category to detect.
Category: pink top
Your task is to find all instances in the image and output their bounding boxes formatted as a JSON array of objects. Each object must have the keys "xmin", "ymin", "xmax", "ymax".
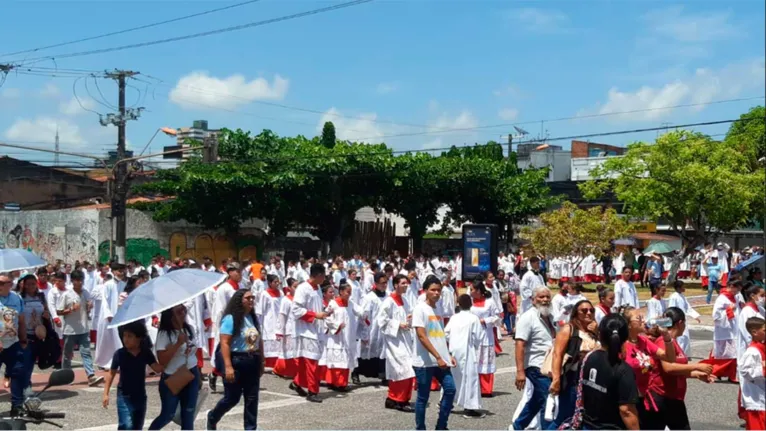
[{"xmin": 623, "ymin": 334, "xmax": 660, "ymax": 396}]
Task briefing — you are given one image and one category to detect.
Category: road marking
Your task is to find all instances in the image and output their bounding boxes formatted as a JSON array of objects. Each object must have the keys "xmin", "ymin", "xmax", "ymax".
[{"xmin": 260, "ymin": 390, "xmax": 303, "ymax": 399}]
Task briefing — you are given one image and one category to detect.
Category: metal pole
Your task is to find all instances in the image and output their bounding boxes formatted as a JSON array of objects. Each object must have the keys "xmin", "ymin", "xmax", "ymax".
[{"xmin": 114, "ymin": 72, "xmax": 128, "ymax": 264}]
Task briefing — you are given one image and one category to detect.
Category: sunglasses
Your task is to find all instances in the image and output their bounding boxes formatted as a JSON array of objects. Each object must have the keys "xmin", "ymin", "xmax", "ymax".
[{"xmin": 578, "ymin": 308, "xmax": 595, "ymax": 315}]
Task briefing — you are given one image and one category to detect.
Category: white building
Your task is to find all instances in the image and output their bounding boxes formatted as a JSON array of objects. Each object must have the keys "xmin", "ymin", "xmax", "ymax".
[{"xmin": 176, "ymin": 120, "xmax": 219, "ymax": 160}]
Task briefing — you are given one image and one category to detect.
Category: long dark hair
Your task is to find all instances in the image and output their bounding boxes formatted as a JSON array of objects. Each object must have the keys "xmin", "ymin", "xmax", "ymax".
[
  {"xmin": 471, "ymin": 276, "xmax": 492, "ymax": 299},
  {"xmin": 158, "ymin": 305, "xmax": 194, "ymax": 341},
  {"xmin": 599, "ymin": 314, "xmax": 628, "ymax": 365},
  {"xmin": 222, "ymin": 289, "xmax": 257, "ymax": 339},
  {"xmin": 123, "ymin": 275, "xmax": 142, "ymax": 296}
]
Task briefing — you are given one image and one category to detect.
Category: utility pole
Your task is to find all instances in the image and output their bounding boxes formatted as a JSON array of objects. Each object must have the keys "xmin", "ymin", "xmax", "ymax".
[
  {"xmin": 54, "ymin": 127, "xmax": 60, "ymax": 166},
  {"xmin": 101, "ymin": 70, "xmax": 142, "ymax": 264}
]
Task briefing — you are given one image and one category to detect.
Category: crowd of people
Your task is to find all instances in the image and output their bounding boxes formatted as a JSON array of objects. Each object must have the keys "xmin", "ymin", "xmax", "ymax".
[{"xmin": 0, "ymin": 245, "xmax": 762, "ymax": 430}]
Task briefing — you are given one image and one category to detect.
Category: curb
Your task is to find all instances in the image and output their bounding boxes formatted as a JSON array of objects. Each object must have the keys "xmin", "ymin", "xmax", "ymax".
[{"xmin": 688, "ymin": 324, "xmax": 714, "ymax": 332}]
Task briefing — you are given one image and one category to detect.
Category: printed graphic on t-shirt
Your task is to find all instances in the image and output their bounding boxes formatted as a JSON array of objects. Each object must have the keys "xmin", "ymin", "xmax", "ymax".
[
  {"xmin": 426, "ymin": 315, "xmax": 444, "ymax": 338},
  {"xmin": 245, "ymin": 327, "xmax": 260, "ymax": 352},
  {"xmin": 0, "ymin": 307, "xmax": 18, "ymax": 340}
]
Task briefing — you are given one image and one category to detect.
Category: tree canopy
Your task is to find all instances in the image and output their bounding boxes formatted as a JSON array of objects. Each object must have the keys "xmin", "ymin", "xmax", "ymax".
[
  {"xmin": 580, "ymin": 124, "xmax": 765, "ymax": 256},
  {"xmin": 135, "ymin": 126, "xmax": 554, "ymax": 255}
]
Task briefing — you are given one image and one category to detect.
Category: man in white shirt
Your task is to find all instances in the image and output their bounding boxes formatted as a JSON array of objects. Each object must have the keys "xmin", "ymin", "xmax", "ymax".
[
  {"xmin": 519, "ymin": 257, "xmax": 545, "ymax": 313},
  {"xmin": 512, "ymin": 286, "xmax": 555, "ymax": 430},
  {"xmin": 614, "ymin": 267, "xmax": 639, "ymax": 309}
]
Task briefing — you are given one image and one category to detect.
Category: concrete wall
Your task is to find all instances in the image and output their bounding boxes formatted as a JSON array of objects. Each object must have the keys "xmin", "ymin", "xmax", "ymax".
[{"xmin": 0, "ymin": 209, "xmax": 100, "ymax": 263}]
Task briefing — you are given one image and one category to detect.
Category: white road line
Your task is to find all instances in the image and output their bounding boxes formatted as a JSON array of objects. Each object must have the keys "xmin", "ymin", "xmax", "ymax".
[{"xmin": 260, "ymin": 390, "xmax": 303, "ymax": 399}]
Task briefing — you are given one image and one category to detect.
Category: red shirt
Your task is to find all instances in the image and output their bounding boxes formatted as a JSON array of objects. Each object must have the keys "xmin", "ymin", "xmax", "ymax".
[
  {"xmin": 623, "ymin": 334, "xmax": 660, "ymax": 396},
  {"xmin": 648, "ymin": 338, "xmax": 687, "ymax": 400}
]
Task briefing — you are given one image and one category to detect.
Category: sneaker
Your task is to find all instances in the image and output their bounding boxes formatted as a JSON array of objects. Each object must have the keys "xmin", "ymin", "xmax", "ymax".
[
  {"xmin": 332, "ymin": 386, "xmax": 350, "ymax": 393},
  {"xmin": 88, "ymin": 375, "xmax": 104, "ymax": 386},
  {"xmin": 397, "ymin": 403, "xmax": 414, "ymax": 413},
  {"xmin": 306, "ymin": 393, "xmax": 322, "ymax": 403},
  {"xmin": 9, "ymin": 406, "xmax": 22, "ymax": 418},
  {"xmin": 208, "ymin": 373, "xmax": 217, "ymax": 392},
  {"xmin": 384, "ymin": 398, "xmax": 397, "ymax": 410},
  {"xmin": 351, "ymin": 374, "xmax": 361, "ymax": 385},
  {"xmin": 289, "ymin": 382, "xmax": 307, "ymax": 397},
  {"xmin": 206, "ymin": 410, "xmax": 217, "ymax": 430},
  {"xmin": 463, "ymin": 410, "xmax": 487, "ymax": 419}
]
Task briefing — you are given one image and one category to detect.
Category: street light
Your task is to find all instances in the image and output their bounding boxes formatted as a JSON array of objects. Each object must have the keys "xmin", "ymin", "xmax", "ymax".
[{"xmin": 139, "ymin": 126, "xmax": 177, "ymax": 157}]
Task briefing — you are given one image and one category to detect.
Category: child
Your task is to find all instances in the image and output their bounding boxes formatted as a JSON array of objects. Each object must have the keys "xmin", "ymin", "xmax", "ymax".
[
  {"xmin": 444, "ymin": 294, "xmax": 485, "ymax": 418},
  {"xmin": 103, "ymin": 321, "xmax": 164, "ymax": 430},
  {"xmin": 324, "ymin": 280, "xmax": 360, "ymax": 391},
  {"xmin": 56, "ymin": 271, "xmax": 103, "ymax": 386},
  {"xmin": 739, "ymin": 316, "xmax": 766, "ymax": 431}
]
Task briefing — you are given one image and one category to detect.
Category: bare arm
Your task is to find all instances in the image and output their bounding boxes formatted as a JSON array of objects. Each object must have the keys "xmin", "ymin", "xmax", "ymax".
[
  {"xmin": 619, "ymin": 404, "xmax": 640, "ymax": 430},
  {"xmin": 102, "ymin": 369, "xmax": 117, "ymax": 408},
  {"xmin": 220, "ymin": 334, "xmax": 234, "ymax": 381},
  {"xmin": 514, "ymin": 339, "xmax": 527, "ymax": 390},
  {"xmin": 549, "ymin": 325, "xmax": 571, "ymax": 394}
]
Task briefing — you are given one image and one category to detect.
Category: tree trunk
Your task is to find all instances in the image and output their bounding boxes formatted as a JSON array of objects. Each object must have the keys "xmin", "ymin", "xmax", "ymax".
[{"xmin": 408, "ymin": 219, "xmax": 427, "ymax": 255}]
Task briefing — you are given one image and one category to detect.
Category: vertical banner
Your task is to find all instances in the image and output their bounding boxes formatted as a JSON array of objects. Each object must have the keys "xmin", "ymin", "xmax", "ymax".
[{"xmin": 462, "ymin": 224, "xmax": 498, "ymax": 282}]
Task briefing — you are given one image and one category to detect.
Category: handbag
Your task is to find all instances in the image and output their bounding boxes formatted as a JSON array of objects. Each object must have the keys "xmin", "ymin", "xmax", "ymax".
[
  {"xmin": 164, "ymin": 366, "xmax": 195, "ymax": 395},
  {"xmin": 558, "ymin": 349, "xmax": 597, "ymax": 430}
]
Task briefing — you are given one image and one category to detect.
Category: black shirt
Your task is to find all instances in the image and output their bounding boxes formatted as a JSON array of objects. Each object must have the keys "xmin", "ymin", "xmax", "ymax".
[
  {"xmin": 111, "ymin": 347, "xmax": 157, "ymax": 397},
  {"xmin": 581, "ymin": 350, "xmax": 639, "ymax": 430}
]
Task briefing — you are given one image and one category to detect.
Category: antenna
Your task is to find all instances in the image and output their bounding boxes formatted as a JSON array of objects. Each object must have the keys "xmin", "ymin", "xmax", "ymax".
[{"xmin": 54, "ymin": 126, "xmax": 60, "ymax": 165}]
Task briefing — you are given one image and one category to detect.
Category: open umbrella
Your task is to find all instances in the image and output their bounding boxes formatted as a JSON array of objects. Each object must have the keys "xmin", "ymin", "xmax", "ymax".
[
  {"xmin": 0, "ymin": 249, "xmax": 47, "ymax": 272},
  {"xmin": 734, "ymin": 254, "xmax": 764, "ymax": 272},
  {"xmin": 643, "ymin": 241, "xmax": 679, "ymax": 255},
  {"xmin": 108, "ymin": 269, "xmax": 226, "ymax": 329}
]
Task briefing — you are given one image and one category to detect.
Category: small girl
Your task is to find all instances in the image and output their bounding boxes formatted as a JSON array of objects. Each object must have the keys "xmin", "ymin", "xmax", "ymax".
[{"xmin": 103, "ymin": 321, "xmax": 163, "ymax": 430}]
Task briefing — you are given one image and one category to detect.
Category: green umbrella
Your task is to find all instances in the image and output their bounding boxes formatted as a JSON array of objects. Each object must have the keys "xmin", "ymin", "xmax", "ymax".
[{"xmin": 643, "ymin": 241, "xmax": 677, "ymax": 255}]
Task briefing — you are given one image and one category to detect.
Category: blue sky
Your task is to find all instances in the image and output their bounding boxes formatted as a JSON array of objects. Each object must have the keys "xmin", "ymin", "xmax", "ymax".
[{"xmin": 0, "ymin": 0, "xmax": 764, "ymax": 166}]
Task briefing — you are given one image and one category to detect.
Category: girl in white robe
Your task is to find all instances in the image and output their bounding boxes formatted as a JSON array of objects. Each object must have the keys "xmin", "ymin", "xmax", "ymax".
[
  {"xmin": 595, "ymin": 286, "xmax": 615, "ymax": 325},
  {"xmin": 257, "ymin": 274, "xmax": 283, "ymax": 369},
  {"xmin": 317, "ymin": 282, "xmax": 334, "ymax": 383},
  {"xmin": 736, "ymin": 284, "xmax": 765, "ymax": 360},
  {"xmin": 445, "ymin": 295, "xmax": 484, "ymax": 417},
  {"xmin": 377, "ymin": 275, "xmax": 415, "ymax": 410},
  {"xmin": 668, "ymin": 280, "xmax": 700, "ymax": 355},
  {"xmin": 711, "ymin": 284, "xmax": 740, "ymax": 381},
  {"xmin": 273, "ymin": 279, "xmax": 298, "ymax": 379},
  {"xmin": 324, "ymin": 281, "xmax": 362, "ymax": 391},
  {"xmin": 469, "ymin": 280, "xmax": 500, "ymax": 397},
  {"xmin": 646, "ymin": 283, "xmax": 668, "ymax": 322}
]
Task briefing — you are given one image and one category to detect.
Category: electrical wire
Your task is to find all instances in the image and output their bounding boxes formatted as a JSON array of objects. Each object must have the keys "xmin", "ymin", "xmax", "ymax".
[
  {"xmin": 0, "ymin": 0, "xmax": 264, "ymax": 59},
  {"xmin": 18, "ymin": 0, "xmax": 374, "ymax": 64},
  {"xmin": 93, "ymin": 76, "xmax": 117, "ymax": 109},
  {"xmin": 84, "ymin": 76, "xmax": 115, "ymax": 111},
  {"xmin": 72, "ymin": 76, "xmax": 104, "ymax": 116}
]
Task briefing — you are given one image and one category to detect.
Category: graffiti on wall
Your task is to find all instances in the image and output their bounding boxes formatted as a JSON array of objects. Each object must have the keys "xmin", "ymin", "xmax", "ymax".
[
  {"xmin": 98, "ymin": 232, "xmax": 262, "ymax": 266},
  {"xmin": 0, "ymin": 218, "xmax": 98, "ymax": 263}
]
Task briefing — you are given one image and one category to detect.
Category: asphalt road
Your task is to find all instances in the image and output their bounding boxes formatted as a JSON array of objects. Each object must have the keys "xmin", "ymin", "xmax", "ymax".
[{"xmin": 0, "ymin": 329, "xmax": 740, "ymax": 430}]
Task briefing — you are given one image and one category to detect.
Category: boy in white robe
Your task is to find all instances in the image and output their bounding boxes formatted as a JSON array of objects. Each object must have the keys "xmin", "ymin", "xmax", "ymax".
[
  {"xmin": 377, "ymin": 274, "xmax": 415, "ymax": 412},
  {"xmin": 257, "ymin": 274, "xmax": 283, "ymax": 369},
  {"xmin": 274, "ymin": 278, "xmax": 298, "ymax": 379},
  {"xmin": 668, "ymin": 280, "xmax": 701, "ymax": 356},
  {"xmin": 353, "ymin": 272, "xmax": 387, "ymax": 385},
  {"xmin": 324, "ymin": 280, "xmax": 362, "ymax": 391},
  {"xmin": 738, "ymin": 317, "xmax": 765, "ymax": 431},
  {"xmin": 94, "ymin": 264, "xmax": 126, "ymax": 369},
  {"xmin": 445, "ymin": 294, "xmax": 485, "ymax": 418}
]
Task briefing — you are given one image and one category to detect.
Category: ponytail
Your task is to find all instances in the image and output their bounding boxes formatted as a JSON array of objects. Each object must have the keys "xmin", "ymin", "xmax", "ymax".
[{"xmin": 599, "ymin": 314, "xmax": 628, "ymax": 365}]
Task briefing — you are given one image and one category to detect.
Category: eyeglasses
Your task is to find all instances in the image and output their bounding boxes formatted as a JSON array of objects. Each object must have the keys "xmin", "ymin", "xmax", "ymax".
[{"xmin": 578, "ymin": 308, "xmax": 595, "ymax": 315}]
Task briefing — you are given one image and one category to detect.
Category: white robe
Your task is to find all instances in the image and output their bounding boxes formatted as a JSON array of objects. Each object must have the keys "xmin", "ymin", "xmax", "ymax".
[
  {"xmin": 257, "ymin": 289, "xmax": 283, "ymax": 361},
  {"xmin": 668, "ymin": 292, "xmax": 699, "ymax": 356},
  {"xmin": 358, "ymin": 291, "xmax": 385, "ymax": 360},
  {"xmin": 291, "ymin": 281, "xmax": 324, "ymax": 361},
  {"xmin": 519, "ymin": 271, "xmax": 544, "ymax": 313},
  {"xmin": 712, "ymin": 294, "xmax": 737, "ymax": 358},
  {"xmin": 736, "ymin": 304, "xmax": 765, "ymax": 361},
  {"xmin": 440, "ymin": 285, "xmax": 456, "ymax": 319},
  {"xmin": 185, "ymin": 294, "xmax": 210, "ymax": 356},
  {"xmin": 645, "ymin": 297, "xmax": 667, "ymax": 322},
  {"xmin": 211, "ymin": 280, "xmax": 239, "ymax": 354},
  {"xmin": 376, "ymin": 294, "xmax": 415, "ymax": 381},
  {"xmin": 470, "ymin": 298, "xmax": 500, "ymax": 374},
  {"xmin": 445, "ymin": 311, "xmax": 483, "ymax": 410},
  {"xmin": 276, "ymin": 295, "xmax": 297, "ymax": 360},
  {"xmin": 324, "ymin": 298, "xmax": 362, "ymax": 370},
  {"xmin": 94, "ymin": 279, "xmax": 125, "ymax": 368}
]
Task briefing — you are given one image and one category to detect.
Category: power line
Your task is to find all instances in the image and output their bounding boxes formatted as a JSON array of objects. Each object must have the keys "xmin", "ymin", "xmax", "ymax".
[
  {"xmin": 18, "ymin": 0, "xmax": 374, "ymax": 64},
  {"xmin": 0, "ymin": 0, "xmax": 264, "ymax": 59}
]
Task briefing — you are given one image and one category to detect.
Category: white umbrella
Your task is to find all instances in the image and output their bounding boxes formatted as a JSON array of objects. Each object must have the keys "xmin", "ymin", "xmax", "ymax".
[
  {"xmin": 0, "ymin": 249, "xmax": 47, "ymax": 272},
  {"xmin": 108, "ymin": 269, "xmax": 226, "ymax": 329}
]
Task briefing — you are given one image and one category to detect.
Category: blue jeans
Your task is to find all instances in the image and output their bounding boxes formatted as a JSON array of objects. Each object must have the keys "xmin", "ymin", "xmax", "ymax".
[
  {"xmin": 707, "ymin": 280, "xmax": 720, "ymax": 304},
  {"xmin": 547, "ymin": 382, "xmax": 577, "ymax": 429},
  {"xmin": 63, "ymin": 333, "xmax": 94, "ymax": 376},
  {"xmin": 149, "ymin": 367, "xmax": 200, "ymax": 430},
  {"xmin": 414, "ymin": 366, "xmax": 456, "ymax": 430},
  {"xmin": 0, "ymin": 342, "xmax": 26, "ymax": 407},
  {"xmin": 209, "ymin": 352, "xmax": 262, "ymax": 430},
  {"xmin": 513, "ymin": 366, "xmax": 552, "ymax": 430},
  {"xmin": 504, "ymin": 313, "xmax": 516, "ymax": 334},
  {"xmin": 117, "ymin": 390, "xmax": 147, "ymax": 430}
]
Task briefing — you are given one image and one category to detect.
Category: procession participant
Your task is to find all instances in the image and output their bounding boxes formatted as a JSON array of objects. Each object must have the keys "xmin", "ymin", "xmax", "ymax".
[
  {"xmin": 273, "ymin": 278, "xmax": 298, "ymax": 379},
  {"xmin": 362, "ymin": 261, "xmax": 378, "ymax": 293},
  {"xmin": 734, "ymin": 282, "xmax": 765, "ymax": 421},
  {"xmin": 384, "ymin": 264, "xmax": 395, "ymax": 294},
  {"xmin": 57, "ymin": 270, "xmax": 103, "ymax": 386},
  {"xmin": 412, "ymin": 275, "xmax": 457, "ymax": 430},
  {"xmin": 183, "ymin": 266, "xmax": 212, "ymax": 371},
  {"xmin": 148, "ymin": 305, "xmax": 200, "ymax": 430},
  {"xmin": 646, "ymin": 282, "xmax": 668, "ymax": 321},
  {"xmin": 317, "ymin": 280, "xmax": 335, "ymax": 383},
  {"xmin": 445, "ymin": 294, "xmax": 485, "ymax": 418},
  {"xmin": 668, "ymin": 280, "xmax": 701, "ymax": 356},
  {"xmin": 332, "ymin": 259, "xmax": 348, "ymax": 287},
  {"xmin": 595, "ymin": 285, "xmax": 615, "ymax": 324},
  {"xmin": 403, "ymin": 261, "xmax": 421, "ymax": 307},
  {"xmin": 347, "ymin": 268, "xmax": 363, "ymax": 309},
  {"xmin": 551, "ymin": 281, "xmax": 571, "ymax": 325},
  {"xmin": 207, "ymin": 289, "xmax": 264, "ymax": 431},
  {"xmin": 738, "ymin": 317, "xmax": 766, "ymax": 431},
  {"xmin": 0, "ymin": 274, "xmax": 28, "ymax": 416},
  {"xmin": 708, "ymin": 281, "xmax": 741, "ymax": 382},
  {"xmin": 323, "ymin": 280, "xmax": 361, "ymax": 391},
  {"xmin": 439, "ymin": 270, "xmax": 456, "ymax": 326},
  {"xmin": 353, "ymin": 271, "xmax": 387, "ymax": 385},
  {"xmin": 95, "ymin": 264, "xmax": 126, "ymax": 369},
  {"xmin": 615, "ymin": 267, "xmax": 639, "ymax": 309},
  {"xmin": 469, "ymin": 278, "xmax": 501, "ymax": 397},
  {"xmin": 378, "ymin": 274, "xmax": 416, "ymax": 412},
  {"xmin": 17, "ymin": 274, "xmax": 58, "ymax": 390},
  {"xmin": 48, "ymin": 272, "xmax": 68, "ymax": 351},
  {"xmin": 208, "ymin": 266, "xmax": 242, "ymax": 391},
  {"xmin": 484, "ymin": 271, "xmax": 504, "ymax": 354},
  {"xmin": 519, "ymin": 257, "xmax": 545, "ymax": 313},
  {"xmin": 256, "ymin": 274, "xmax": 283, "ymax": 369},
  {"xmin": 252, "ymin": 268, "xmax": 267, "ymax": 295},
  {"xmin": 512, "ymin": 286, "xmax": 556, "ymax": 430},
  {"xmin": 290, "ymin": 263, "xmax": 332, "ymax": 403}
]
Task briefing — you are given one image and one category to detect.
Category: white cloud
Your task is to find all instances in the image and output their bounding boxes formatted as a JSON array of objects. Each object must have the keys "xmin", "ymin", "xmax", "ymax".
[
  {"xmin": 642, "ymin": 6, "xmax": 738, "ymax": 43},
  {"xmin": 507, "ymin": 8, "xmax": 569, "ymax": 33},
  {"xmin": 39, "ymin": 83, "xmax": 60, "ymax": 98},
  {"xmin": 59, "ymin": 97, "xmax": 96, "ymax": 116},
  {"xmin": 317, "ymin": 108, "xmax": 386, "ymax": 144},
  {"xmin": 376, "ymin": 82, "xmax": 398, "ymax": 95},
  {"xmin": 5, "ymin": 117, "xmax": 86, "ymax": 148},
  {"xmin": 498, "ymin": 108, "xmax": 519, "ymax": 121},
  {"xmin": 1, "ymin": 88, "xmax": 20, "ymax": 99},
  {"xmin": 169, "ymin": 71, "xmax": 289, "ymax": 110},
  {"xmin": 585, "ymin": 58, "xmax": 765, "ymax": 122},
  {"xmin": 430, "ymin": 110, "xmax": 479, "ymax": 131}
]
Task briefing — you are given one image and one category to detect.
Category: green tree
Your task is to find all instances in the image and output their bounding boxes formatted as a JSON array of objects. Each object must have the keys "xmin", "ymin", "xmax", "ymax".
[
  {"xmin": 725, "ymin": 105, "xmax": 765, "ymax": 170},
  {"xmin": 521, "ymin": 201, "xmax": 631, "ymax": 269},
  {"xmin": 580, "ymin": 129, "xmax": 765, "ymax": 280},
  {"xmin": 320, "ymin": 121, "xmax": 337, "ymax": 149}
]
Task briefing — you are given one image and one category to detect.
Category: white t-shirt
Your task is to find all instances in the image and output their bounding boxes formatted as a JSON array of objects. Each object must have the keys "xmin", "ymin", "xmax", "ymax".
[
  {"xmin": 515, "ymin": 307, "xmax": 555, "ymax": 369},
  {"xmin": 411, "ymin": 302, "xmax": 451, "ymax": 368},
  {"xmin": 155, "ymin": 327, "xmax": 198, "ymax": 374}
]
